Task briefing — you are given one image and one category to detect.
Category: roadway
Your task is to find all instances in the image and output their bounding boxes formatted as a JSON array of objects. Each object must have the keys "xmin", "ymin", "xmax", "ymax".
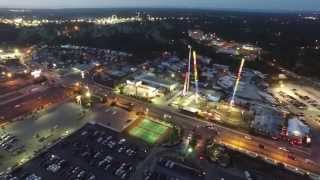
[{"xmin": 0, "ymin": 75, "xmax": 45, "ymax": 95}]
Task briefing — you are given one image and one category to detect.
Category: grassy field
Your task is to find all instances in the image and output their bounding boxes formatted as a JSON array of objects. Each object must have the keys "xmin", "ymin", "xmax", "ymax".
[{"xmin": 129, "ymin": 118, "xmax": 170, "ymax": 144}]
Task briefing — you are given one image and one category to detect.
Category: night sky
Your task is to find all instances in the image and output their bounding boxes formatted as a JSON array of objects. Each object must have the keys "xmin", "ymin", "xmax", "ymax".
[{"xmin": 0, "ymin": 0, "xmax": 319, "ymax": 11}]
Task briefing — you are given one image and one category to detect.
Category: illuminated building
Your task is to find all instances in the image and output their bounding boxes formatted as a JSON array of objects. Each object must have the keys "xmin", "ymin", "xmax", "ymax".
[
  {"xmin": 134, "ymin": 73, "xmax": 177, "ymax": 92},
  {"xmin": 124, "ymin": 80, "xmax": 161, "ymax": 99}
]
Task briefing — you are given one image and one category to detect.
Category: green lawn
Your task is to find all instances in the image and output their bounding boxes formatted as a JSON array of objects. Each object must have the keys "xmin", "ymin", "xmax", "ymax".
[{"xmin": 129, "ymin": 118, "xmax": 170, "ymax": 144}]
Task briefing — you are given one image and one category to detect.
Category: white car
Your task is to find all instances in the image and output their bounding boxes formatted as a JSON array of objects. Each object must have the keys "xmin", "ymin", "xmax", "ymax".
[
  {"xmin": 244, "ymin": 135, "xmax": 252, "ymax": 140},
  {"xmin": 278, "ymin": 146, "xmax": 289, "ymax": 152}
]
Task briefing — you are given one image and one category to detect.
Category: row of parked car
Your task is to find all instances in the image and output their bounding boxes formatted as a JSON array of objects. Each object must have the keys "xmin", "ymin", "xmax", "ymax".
[
  {"xmin": 0, "ymin": 172, "xmax": 42, "ymax": 180},
  {"xmin": 0, "ymin": 133, "xmax": 16, "ymax": 150},
  {"xmin": 0, "ymin": 133, "xmax": 24, "ymax": 153},
  {"xmin": 144, "ymin": 157, "xmax": 206, "ymax": 180},
  {"xmin": 279, "ymin": 91, "xmax": 308, "ymax": 110},
  {"xmin": 144, "ymin": 170, "xmax": 181, "ymax": 180}
]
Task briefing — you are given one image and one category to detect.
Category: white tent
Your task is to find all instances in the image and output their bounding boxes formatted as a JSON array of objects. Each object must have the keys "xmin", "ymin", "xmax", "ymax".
[{"xmin": 288, "ymin": 117, "xmax": 310, "ymax": 137}]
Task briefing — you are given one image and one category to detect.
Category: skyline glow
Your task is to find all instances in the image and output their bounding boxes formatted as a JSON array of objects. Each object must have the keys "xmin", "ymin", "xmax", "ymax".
[{"xmin": 0, "ymin": 0, "xmax": 319, "ymax": 11}]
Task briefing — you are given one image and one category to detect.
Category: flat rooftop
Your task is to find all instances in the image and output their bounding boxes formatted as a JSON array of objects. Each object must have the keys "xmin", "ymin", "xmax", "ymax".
[
  {"xmin": 135, "ymin": 73, "xmax": 177, "ymax": 90},
  {"xmin": 92, "ymin": 104, "xmax": 138, "ymax": 132}
]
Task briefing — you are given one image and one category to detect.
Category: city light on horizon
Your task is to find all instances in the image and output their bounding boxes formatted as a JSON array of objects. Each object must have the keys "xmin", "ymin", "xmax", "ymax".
[{"xmin": 2, "ymin": 0, "xmax": 320, "ymax": 11}]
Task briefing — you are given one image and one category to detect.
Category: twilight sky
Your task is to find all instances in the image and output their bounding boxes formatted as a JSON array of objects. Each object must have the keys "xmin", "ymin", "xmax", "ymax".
[{"xmin": 0, "ymin": 0, "xmax": 319, "ymax": 11}]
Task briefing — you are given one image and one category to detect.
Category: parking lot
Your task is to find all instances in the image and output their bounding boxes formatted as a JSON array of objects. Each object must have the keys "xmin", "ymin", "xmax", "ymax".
[
  {"xmin": 271, "ymin": 81, "xmax": 320, "ymax": 118},
  {"xmin": 8, "ymin": 123, "xmax": 149, "ymax": 180},
  {"xmin": 0, "ymin": 102, "xmax": 89, "ymax": 172},
  {"xmin": 270, "ymin": 81, "xmax": 320, "ymax": 161}
]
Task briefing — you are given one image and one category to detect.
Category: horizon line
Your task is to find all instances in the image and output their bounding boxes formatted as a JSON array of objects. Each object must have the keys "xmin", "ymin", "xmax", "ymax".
[{"xmin": 0, "ymin": 6, "xmax": 319, "ymax": 14}]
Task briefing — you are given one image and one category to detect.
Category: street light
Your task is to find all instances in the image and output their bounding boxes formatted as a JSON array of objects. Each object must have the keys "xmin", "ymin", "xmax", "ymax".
[
  {"xmin": 85, "ymin": 91, "xmax": 91, "ymax": 98},
  {"xmin": 74, "ymin": 25, "xmax": 79, "ymax": 31},
  {"xmin": 7, "ymin": 72, "xmax": 12, "ymax": 78}
]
